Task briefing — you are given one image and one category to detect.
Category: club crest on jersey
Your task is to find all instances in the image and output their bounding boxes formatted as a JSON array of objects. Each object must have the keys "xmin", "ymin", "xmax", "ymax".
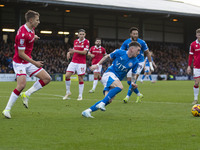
[
  {"xmin": 128, "ymin": 62, "xmax": 133, "ymax": 67},
  {"xmin": 20, "ymin": 39, "xmax": 25, "ymax": 45},
  {"xmin": 19, "ymin": 70, "xmax": 23, "ymax": 73}
]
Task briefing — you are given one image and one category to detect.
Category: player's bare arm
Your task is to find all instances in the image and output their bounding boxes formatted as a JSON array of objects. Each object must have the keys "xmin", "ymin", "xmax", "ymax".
[
  {"xmin": 69, "ymin": 48, "xmax": 87, "ymax": 55},
  {"xmin": 187, "ymin": 66, "xmax": 191, "ymax": 74},
  {"xmin": 18, "ymin": 50, "xmax": 44, "ymax": 68},
  {"xmin": 88, "ymin": 52, "xmax": 95, "ymax": 58},
  {"xmin": 34, "ymin": 35, "xmax": 40, "ymax": 40},
  {"xmin": 131, "ymin": 74, "xmax": 138, "ymax": 89},
  {"xmin": 67, "ymin": 52, "xmax": 71, "ymax": 60},
  {"xmin": 153, "ymin": 61, "xmax": 157, "ymax": 69},
  {"xmin": 144, "ymin": 50, "xmax": 154, "ymax": 71},
  {"xmin": 90, "ymin": 54, "xmax": 110, "ymax": 71}
]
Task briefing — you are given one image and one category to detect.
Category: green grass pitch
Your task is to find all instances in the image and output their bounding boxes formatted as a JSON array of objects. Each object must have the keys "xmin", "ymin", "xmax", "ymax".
[{"xmin": 0, "ymin": 80, "xmax": 200, "ymax": 150}]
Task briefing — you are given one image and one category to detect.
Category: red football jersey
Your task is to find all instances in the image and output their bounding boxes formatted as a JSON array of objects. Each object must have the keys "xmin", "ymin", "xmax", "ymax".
[
  {"xmin": 89, "ymin": 46, "xmax": 106, "ymax": 65},
  {"xmin": 71, "ymin": 38, "xmax": 90, "ymax": 64},
  {"xmin": 188, "ymin": 40, "xmax": 200, "ymax": 69},
  {"xmin": 13, "ymin": 24, "xmax": 35, "ymax": 64}
]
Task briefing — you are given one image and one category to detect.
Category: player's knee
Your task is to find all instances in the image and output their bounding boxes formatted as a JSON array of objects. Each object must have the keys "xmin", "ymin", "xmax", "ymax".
[
  {"xmin": 194, "ymin": 83, "xmax": 199, "ymax": 87},
  {"xmin": 46, "ymin": 76, "xmax": 51, "ymax": 83},
  {"xmin": 17, "ymin": 83, "xmax": 26, "ymax": 91},
  {"xmin": 118, "ymin": 85, "xmax": 123, "ymax": 91},
  {"xmin": 127, "ymin": 81, "xmax": 131, "ymax": 85}
]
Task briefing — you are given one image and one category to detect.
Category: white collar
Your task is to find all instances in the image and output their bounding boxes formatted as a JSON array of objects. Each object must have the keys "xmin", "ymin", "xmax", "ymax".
[
  {"xmin": 24, "ymin": 24, "xmax": 32, "ymax": 32},
  {"xmin": 95, "ymin": 45, "xmax": 101, "ymax": 48},
  {"xmin": 196, "ymin": 39, "xmax": 200, "ymax": 44},
  {"xmin": 78, "ymin": 38, "xmax": 85, "ymax": 42}
]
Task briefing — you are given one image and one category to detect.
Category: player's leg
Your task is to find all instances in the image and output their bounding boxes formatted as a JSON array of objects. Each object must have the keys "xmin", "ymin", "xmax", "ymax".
[
  {"xmin": 141, "ymin": 72, "xmax": 147, "ymax": 83},
  {"xmin": 96, "ymin": 80, "xmax": 123, "ymax": 110},
  {"xmin": 123, "ymin": 62, "xmax": 144, "ymax": 103},
  {"xmin": 77, "ymin": 75, "xmax": 84, "ymax": 100},
  {"xmin": 123, "ymin": 70, "xmax": 132, "ymax": 102},
  {"xmin": 3, "ymin": 62, "xmax": 27, "ymax": 118},
  {"xmin": 25, "ymin": 69, "xmax": 51, "ymax": 96},
  {"xmin": 89, "ymin": 72, "xmax": 99, "ymax": 93},
  {"xmin": 3, "ymin": 75, "xmax": 26, "ymax": 118},
  {"xmin": 148, "ymin": 72, "xmax": 154, "ymax": 83},
  {"xmin": 193, "ymin": 78, "xmax": 200, "ymax": 104},
  {"xmin": 63, "ymin": 62, "xmax": 75, "ymax": 100},
  {"xmin": 21, "ymin": 63, "xmax": 51, "ymax": 108},
  {"xmin": 89, "ymin": 65, "xmax": 102, "ymax": 93},
  {"xmin": 82, "ymin": 72, "xmax": 122, "ymax": 117},
  {"xmin": 192, "ymin": 68, "xmax": 200, "ymax": 104},
  {"xmin": 63, "ymin": 71, "xmax": 73, "ymax": 100},
  {"xmin": 77, "ymin": 63, "xmax": 86, "ymax": 100}
]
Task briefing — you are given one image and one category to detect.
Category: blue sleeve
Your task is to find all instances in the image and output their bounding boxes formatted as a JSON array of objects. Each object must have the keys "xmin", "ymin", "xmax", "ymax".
[
  {"xmin": 110, "ymin": 49, "xmax": 121, "ymax": 60},
  {"xmin": 132, "ymin": 62, "xmax": 139, "ymax": 74},
  {"xmin": 120, "ymin": 41, "xmax": 127, "ymax": 50},
  {"xmin": 142, "ymin": 41, "xmax": 149, "ymax": 52}
]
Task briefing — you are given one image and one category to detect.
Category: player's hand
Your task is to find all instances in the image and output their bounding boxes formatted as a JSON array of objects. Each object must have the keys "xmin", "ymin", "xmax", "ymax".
[
  {"xmin": 34, "ymin": 61, "xmax": 44, "ymax": 68},
  {"xmin": 90, "ymin": 54, "xmax": 95, "ymax": 58},
  {"xmin": 69, "ymin": 48, "xmax": 74, "ymax": 54},
  {"xmin": 131, "ymin": 82, "xmax": 138, "ymax": 89},
  {"xmin": 150, "ymin": 62, "xmax": 154, "ymax": 72},
  {"xmin": 187, "ymin": 66, "xmax": 191, "ymax": 74},
  {"xmin": 34, "ymin": 35, "xmax": 40, "ymax": 40},
  {"xmin": 90, "ymin": 64, "xmax": 99, "ymax": 71},
  {"xmin": 67, "ymin": 52, "xmax": 71, "ymax": 60}
]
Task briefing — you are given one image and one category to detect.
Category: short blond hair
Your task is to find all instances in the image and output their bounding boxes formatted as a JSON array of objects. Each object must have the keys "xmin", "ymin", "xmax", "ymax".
[{"xmin": 25, "ymin": 10, "xmax": 40, "ymax": 22}]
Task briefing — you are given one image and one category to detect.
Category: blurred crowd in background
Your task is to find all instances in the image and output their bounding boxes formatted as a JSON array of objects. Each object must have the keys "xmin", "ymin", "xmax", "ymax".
[{"xmin": 0, "ymin": 38, "xmax": 188, "ymax": 76}]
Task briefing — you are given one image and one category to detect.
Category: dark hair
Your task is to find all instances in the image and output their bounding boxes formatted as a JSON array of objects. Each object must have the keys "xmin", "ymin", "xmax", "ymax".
[
  {"xmin": 78, "ymin": 29, "xmax": 86, "ymax": 33},
  {"xmin": 95, "ymin": 38, "xmax": 101, "ymax": 41},
  {"xmin": 129, "ymin": 41, "xmax": 141, "ymax": 48},
  {"xmin": 25, "ymin": 10, "xmax": 40, "ymax": 22},
  {"xmin": 129, "ymin": 27, "xmax": 139, "ymax": 33}
]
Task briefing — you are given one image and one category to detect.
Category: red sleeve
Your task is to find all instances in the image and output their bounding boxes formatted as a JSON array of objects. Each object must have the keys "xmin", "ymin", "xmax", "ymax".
[
  {"xmin": 16, "ymin": 29, "xmax": 26, "ymax": 50},
  {"xmin": 102, "ymin": 47, "xmax": 106, "ymax": 55},
  {"xmin": 84, "ymin": 40, "xmax": 90, "ymax": 51},
  {"xmin": 188, "ymin": 44, "xmax": 193, "ymax": 66},
  {"xmin": 89, "ymin": 47, "xmax": 93, "ymax": 53}
]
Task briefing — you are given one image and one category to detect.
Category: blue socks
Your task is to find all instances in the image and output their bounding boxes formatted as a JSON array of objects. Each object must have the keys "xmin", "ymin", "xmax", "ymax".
[
  {"xmin": 90, "ymin": 87, "xmax": 122, "ymax": 112},
  {"xmin": 127, "ymin": 84, "xmax": 139, "ymax": 97},
  {"xmin": 142, "ymin": 75, "xmax": 145, "ymax": 80},
  {"xmin": 127, "ymin": 81, "xmax": 131, "ymax": 85},
  {"xmin": 149, "ymin": 75, "xmax": 152, "ymax": 81}
]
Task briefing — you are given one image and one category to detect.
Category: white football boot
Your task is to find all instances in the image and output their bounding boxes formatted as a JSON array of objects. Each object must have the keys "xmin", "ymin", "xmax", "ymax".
[
  {"xmin": 2, "ymin": 109, "xmax": 11, "ymax": 119},
  {"xmin": 82, "ymin": 109, "xmax": 94, "ymax": 118},
  {"xmin": 96, "ymin": 102, "xmax": 106, "ymax": 111},
  {"xmin": 63, "ymin": 92, "xmax": 71, "ymax": 100}
]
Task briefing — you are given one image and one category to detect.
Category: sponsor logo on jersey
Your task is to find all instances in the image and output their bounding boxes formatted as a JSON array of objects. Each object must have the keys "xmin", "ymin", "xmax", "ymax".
[
  {"xmin": 20, "ymin": 39, "xmax": 25, "ymax": 45},
  {"xmin": 128, "ymin": 62, "xmax": 133, "ymax": 67},
  {"xmin": 195, "ymin": 49, "xmax": 200, "ymax": 51}
]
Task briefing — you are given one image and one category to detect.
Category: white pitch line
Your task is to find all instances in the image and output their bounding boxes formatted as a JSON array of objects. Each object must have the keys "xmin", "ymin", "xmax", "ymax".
[
  {"xmin": 0, "ymin": 93, "xmax": 191, "ymax": 105},
  {"xmin": 33, "ymin": 93, "xmax": 191, "ymax": 105}
]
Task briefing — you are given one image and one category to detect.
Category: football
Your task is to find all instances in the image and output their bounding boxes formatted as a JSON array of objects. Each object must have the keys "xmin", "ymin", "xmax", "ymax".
[{"xmin": 191, "ymin": 104, "xmax": 200, "ymax": 117}]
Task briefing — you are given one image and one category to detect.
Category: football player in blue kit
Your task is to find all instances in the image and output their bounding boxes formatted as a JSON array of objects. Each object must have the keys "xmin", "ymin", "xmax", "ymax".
[
  {"xmin": 140, "ymin": 51, "xmax": 157, "ymax": 83},
  {"xmin": 82, "ymin": 41, "xmax": 141, "ymax": 118},
  {"xmin": 121, "ymin": 27, "xmax": 154, "ymax": 103}
]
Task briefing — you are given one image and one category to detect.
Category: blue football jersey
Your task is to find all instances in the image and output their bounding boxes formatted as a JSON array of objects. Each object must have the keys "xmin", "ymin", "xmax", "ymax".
[
  {"xmin": 145, "ymin": 56, "xmax": 153, "ymax": 67},
  {"xmin": 106, "ymin": 49, "xmax": 139, "ymax": 80},
  {"xmin": 120, "ymin": 38, "xmax": 148, "ymax": 62}
]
